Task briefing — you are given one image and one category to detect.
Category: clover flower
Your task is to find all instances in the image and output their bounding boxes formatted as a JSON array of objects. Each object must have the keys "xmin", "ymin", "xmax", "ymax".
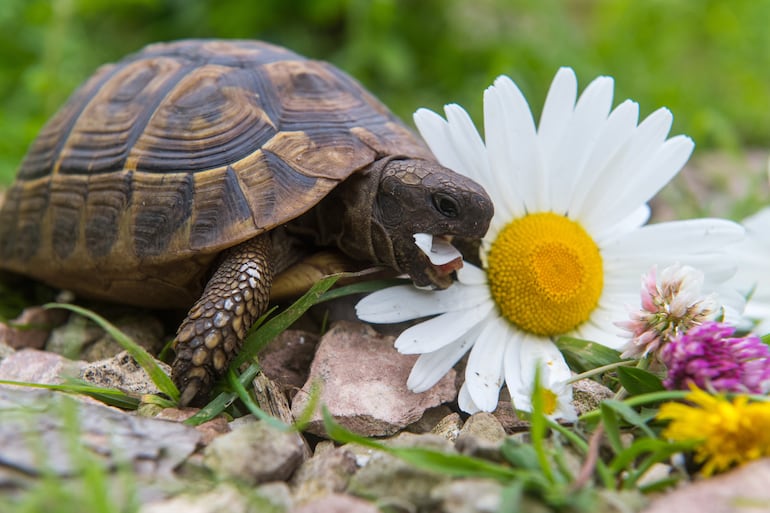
[
  {"xmin": 661, "ymin": 321, "xmax": 770, "ymax": 394},
  {"xmin": 617, "ymin": 264, "xmax": 719, "ymax": 360}
]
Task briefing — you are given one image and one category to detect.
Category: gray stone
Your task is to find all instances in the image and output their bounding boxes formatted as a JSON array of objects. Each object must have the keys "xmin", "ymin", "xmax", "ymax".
[
  {"xmin": 140, "ymin": 483, "xmax": 289, "ymax": 513},
  {"xmin": 290, "ymin": 493, "xmax": 379, "ymax": 513},
  {"xmin": 80, "ymin": 350, "xmax": 171, "ymax": 396},
  {"xmin": 291, "ymin": 443, "xmax": 358, "ymax": 504},
  {"xmin": 455, "ymin": 412, "xmax": 507, "ymax": 461},
  {"xmin": 572, "ymin": 378, "xmax": 614, "ymax": 416},
  {"xmin": 430, "ymin": 412, "xmax": 464, "ymax": 442},
  {"xmin": 431, "ymin": 478, "xmax": 504, "ymax": 513},
  {"xmin": 203, "ymin": 420, "xmax": 307, "ymax": 485},
  {"xmin": 291, "ymin": 321, "xmax": 457, "ymax": 437},
  {"xmin": 347, "ymin": 432, "xmax": 455, "ymax": 510},
  {"xmin": 0, "ymin": 386, "xmax": 200, "ymax": 481}
]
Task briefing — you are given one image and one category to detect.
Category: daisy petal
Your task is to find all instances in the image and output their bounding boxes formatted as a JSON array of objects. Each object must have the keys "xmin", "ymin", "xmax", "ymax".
[
  {"xmin": 549, "ymin": 75, "xmax": 614, "ymax": 212},
  {"xmin": 413, "ymin": 108, "xmax": 465, "ymax": 173},
  {"xmin": 507, "ymin": 335, "xmax": 572, "ymax": 412},
  {"xmin": 444, "ymin": 104, "xmax": 489, "ymax": 182},
  {"xmin": 406, "ymin": 320, "xmax": 485, "ymax": 392},
  {"xmin": 394, "ymin": 300, "xmax": 494, "ymax": 354},
  {"xmin": 356, "ymin": 283, "xmax": 489, "ymax": 323},
  {"xmin": 457, "ymin": 261, "xmax": 488, "ymax": 285},
  {"xmin": 464, "ymin": 315, "xmax": 509, "ymax": 411},
  {"xmin": 483, "ymin": 76, "xmax": 535, "ymax": 217},
  {"xmin": 458, "ymin": 381, "xmax": 481, "ymax": 414},
  {"xmin": 568, "ymin": 99, "xmax": 639, "ymax": 221}
]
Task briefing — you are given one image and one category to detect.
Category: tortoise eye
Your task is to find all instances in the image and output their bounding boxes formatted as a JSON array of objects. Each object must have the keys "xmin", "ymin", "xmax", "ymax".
[{"xmin": 432, "ymin": 192, "xmax": 460, "ymax": 218}]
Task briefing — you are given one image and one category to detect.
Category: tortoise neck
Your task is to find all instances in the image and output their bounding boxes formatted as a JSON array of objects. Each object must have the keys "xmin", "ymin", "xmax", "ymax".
[{"xmin": 284, "ymin": 157, "xmax": 401, "ymax": 269}]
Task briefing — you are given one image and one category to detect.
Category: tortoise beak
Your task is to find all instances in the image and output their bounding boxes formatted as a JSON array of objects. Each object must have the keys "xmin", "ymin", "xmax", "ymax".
[{"xmin": 410, "ymin": 233, "xmax": 464, "ymax": 289}]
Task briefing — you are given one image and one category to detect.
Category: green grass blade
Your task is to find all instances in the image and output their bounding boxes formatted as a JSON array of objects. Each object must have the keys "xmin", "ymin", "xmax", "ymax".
[
  {"xmin": 0, "ymin": 379, "xmax": 141, "ymax": 410},
  {"xmin": 226, "ymin": 369, "xmax": 291, "ymax": 432},
  {"xmin": 322, "ymin": 407, "xmax": 519, "ymax": 481},
  {"xmin": 184, "ymin": 363, "xmax": 262, "ymax": 425},
  {"xmin": 316, "ymin": 278, "xmax": 408, "ymax": 303},
  {"xmin": 45, "ymin": 302, "xmax": 180, "ymax": 402},
  {"xmin": 232, "ymin": 274, "xmax": 341, "ymax": 368}
]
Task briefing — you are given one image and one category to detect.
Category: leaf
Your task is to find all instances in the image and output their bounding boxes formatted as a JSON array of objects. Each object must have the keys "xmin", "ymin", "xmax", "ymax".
[
  {"xmin": 45, "ymin": 302, "xmax": 180, "ymax": 402},
  {"xmin": 501, "ymin": 438, "xmax": 541, "ymax": 471},
  {"xmin": 601, "ymin": 399, "xmax": 656, "ymax": 438},
  {"xmin": 617, "ymin": 366, "xmax": 665, "ymax": 396},
  {"xmin": 609, "ymin": 437, "xmax": 695, "ymax": 475},
  {"xmin": 599, "ymin": 403, "xmax": 623, "ymax": 454},
  {"xmin": 555, "ymin": 336, "xmax": 622, "ymax": 373}
]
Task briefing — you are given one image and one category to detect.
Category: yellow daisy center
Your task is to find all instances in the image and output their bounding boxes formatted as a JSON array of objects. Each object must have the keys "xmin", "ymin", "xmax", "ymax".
[{"xmin": 487, "ymin": 212, "xmax": 603, "ymax": 336}]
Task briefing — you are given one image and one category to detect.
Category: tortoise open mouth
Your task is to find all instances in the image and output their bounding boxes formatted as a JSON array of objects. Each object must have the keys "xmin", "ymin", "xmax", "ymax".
[{"xmin": 413, "ymin": 233, "xmax": 464, "ymax": 288}]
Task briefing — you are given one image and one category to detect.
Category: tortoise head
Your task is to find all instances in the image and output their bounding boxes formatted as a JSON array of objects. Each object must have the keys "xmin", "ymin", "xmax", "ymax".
[{"xmin": 373, "ymin": 158, "xmax": 494, "ymax": 289}]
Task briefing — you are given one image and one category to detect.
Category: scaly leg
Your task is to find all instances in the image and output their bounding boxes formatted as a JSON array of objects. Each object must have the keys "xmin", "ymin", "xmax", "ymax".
[{"xmin": 172, "ymin": 235, "xmax": 272, "ymax": 406}]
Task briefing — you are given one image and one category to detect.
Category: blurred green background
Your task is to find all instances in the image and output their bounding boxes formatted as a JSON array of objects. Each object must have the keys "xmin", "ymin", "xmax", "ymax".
[{"xmin": 1, "ymin": 0, "xmax": 769, "ymax": 186}]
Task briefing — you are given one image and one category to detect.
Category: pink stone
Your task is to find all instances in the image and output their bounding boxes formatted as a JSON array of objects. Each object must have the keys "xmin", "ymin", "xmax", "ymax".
[{"xmin": 291, "ymin": 321, "xmax": 456, "ymax": 437}]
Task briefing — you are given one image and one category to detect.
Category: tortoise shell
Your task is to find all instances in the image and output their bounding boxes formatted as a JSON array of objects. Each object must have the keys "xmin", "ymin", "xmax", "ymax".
[{"xmin": 0, "ymin": 39, "xmax": 433, "ymax": 307}]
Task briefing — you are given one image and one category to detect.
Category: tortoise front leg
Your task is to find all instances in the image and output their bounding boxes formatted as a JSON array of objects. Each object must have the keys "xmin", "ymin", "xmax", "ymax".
[{"xmin": 172, "ymin": 235, "xmax": 272, "ymax": 406}]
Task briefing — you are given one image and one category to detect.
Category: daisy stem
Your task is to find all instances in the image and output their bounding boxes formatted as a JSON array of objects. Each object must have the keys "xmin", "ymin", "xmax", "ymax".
[{"xmin": 566, "ymin": 360, "xmax": 637, "ymax": 384}]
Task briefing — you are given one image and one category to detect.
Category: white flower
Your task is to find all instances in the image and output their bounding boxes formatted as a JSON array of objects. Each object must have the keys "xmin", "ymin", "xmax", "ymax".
[
  {"xmin": 356, "ymin": 68, "xmax": 745, "ymax": 419},
  {"xmin": 731, "ymin": 207, "xmax": 770, "ymax": 334}
]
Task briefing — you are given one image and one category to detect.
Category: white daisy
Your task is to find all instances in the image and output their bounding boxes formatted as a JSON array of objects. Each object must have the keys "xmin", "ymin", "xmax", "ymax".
[
  {"xmin": 731, "ymin": 207, "xmax": 770, "ymax": 334},
  {"xmin": 356, "ymin": 68, "xmax": 745, "ymax": 419}
]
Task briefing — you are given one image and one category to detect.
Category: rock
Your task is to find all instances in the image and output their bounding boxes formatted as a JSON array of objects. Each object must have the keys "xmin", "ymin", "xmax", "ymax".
[
  {"xmin": 203, "ymin": 420, "xmax": 307, "ymax": 485},
  {"xmin": 46, "ymin": 314, "xmax": 104, "ymax": 359},
  {"xmin": 291, "ymin": 321, "xmax": 457, "ymax": 437},
  {"xmin": 260, "ymin": 329, "xmax": 320, "ymax": 399},
  {"xmin": 455, "ymin": 412, "xmax": 506, "ymax": 461},
  {"xmin": 347, "ymin": 432, "xmax": 455, "ymax": 510},
  {"xmin": 46, "ymin": 308, "xmax": 166, "ymax": 362},
  {"xmin": 642, "ymin": 458, "xmax": 770, "ymax": 513},
  {"xmin": 406, "ymin": 405, "xmax": 455, "ymax": 434},
  {"xmin": 488, "ymin": 397, "xmax": 527, "ymax": 433},
  {"xmin": 291, "ymin": 443, "xmax": 358, "ymax": 504},
  {"xmin": 572, "ymin": 378, "xmax": 614, "ymax": 416},
  {"xmin": 82, "ymin": 311, "xmax": 166, "ymax": 362},
  {"xmin": 80, "ymin": 350, "xmax": 171, "ymax": 396},
  {"xmin": 153, "ymin": 408, "xmax": 231, "ymax": 447},
  {"xmin": 291, "ymin": 493, "xmax": 380, "ymax": 513},
  {"xmin": 139, "ymin": 483, "xmax": 289, "ymax": 513},
  {"xmin": 0, "ymin": 306, "xmax": 65, "ymax": 350},
  {"xmin": 430, "ymin": 412, "xmax": 464, "ymax": 442},
  {"xmin": 0, "ymin": 386, "xmax": 200, "ymax": 482},
  {"xmin": 0, "ymin": 348, "xmax": 85, "ymax": 385},
  {"xmin": 252, "ymin": 371, "xmax": 295, "ymax": 424},
  {"xmin": 431, "ymin": 478, "xmax": 503, "ymax": 513}
]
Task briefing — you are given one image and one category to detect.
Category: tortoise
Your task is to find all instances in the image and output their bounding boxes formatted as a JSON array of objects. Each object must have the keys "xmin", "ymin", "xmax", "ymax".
[{"xmin": 0, "ymin": 39, "xmax": 493, "ymax": 405}]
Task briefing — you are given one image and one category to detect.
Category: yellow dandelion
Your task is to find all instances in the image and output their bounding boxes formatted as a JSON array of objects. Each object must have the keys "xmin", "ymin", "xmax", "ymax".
[{"xmin": 658, "ymin": 387, "xmax": 770, "ymax": 476}]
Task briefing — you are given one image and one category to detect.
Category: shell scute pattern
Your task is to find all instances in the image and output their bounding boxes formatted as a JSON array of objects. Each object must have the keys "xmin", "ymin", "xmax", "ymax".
[{"xmin": 0, "ymin": 39, "xmax": 434, "ymax": 305}]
